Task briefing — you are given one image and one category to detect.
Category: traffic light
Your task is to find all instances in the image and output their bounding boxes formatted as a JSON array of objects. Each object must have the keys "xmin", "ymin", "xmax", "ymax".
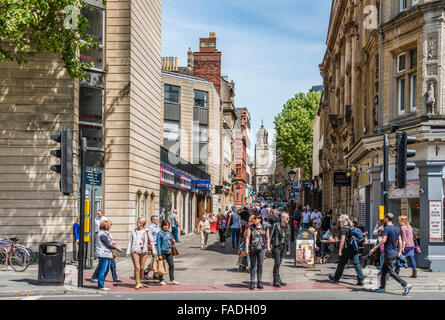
[
  {"xmin": 50, "ymin": 127, "xmax": 74, "ymax": 195},
  {"xmin": 395, "ymin": 132, "xmax": 416, "ymax": 189}
]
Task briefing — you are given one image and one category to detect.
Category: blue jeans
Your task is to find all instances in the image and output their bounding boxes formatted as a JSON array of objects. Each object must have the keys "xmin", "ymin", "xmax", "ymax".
[
  {"xmin": 97, "ymin": 257, "xmax": 111, "ymax": 289},
  {"xmin": 379, "ymin": 253, "xmax": 384, "ymax": 273},
  {"xmin": 172, "ymin": 227, "xmax": 179, "ymax": 242},
  {"xmin": 231, "ymin": 228, "xmax": 240, "ymax": 249},
  {"xmin": 92, "ymin": 258, "xmax": 118, "ymax": 281},
  {"xmin": 302, "ymin": 223, "xmax": 310, "ymax": 230},
  {"xmin": 407, "ymin": 254, "xmax": 417, "ymax": 271}
]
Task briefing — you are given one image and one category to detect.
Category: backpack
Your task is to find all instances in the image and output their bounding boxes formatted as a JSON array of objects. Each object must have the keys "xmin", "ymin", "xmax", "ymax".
[{"xmin": 349, "ymin": 227, "xmax": 365, "ymax": 252}]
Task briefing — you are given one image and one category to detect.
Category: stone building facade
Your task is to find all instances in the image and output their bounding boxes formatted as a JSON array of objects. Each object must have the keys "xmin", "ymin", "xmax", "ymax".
[
  {"xmin": 0, "ymin": 0, "xmax": 162, "ymax": 258},
  {"xmin": 317, "ymin": 0, "xmax": 445, "ymax": 271}
]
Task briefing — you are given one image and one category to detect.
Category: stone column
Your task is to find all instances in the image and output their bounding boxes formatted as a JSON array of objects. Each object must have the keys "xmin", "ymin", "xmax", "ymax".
[
  {"xmin": 345, "ymin": 37, "xmax": 352, "ymax": 107},
  {"xmin": 417, "ymin": 161, "xmax": 445, "ymax": 271},
  {"xmin": 335, "ymin": 57, "xmax": 340, "ymax": 115},
  {"xmin": 340, "ymin": 45, "xmax": 345, "ymax": 117}
]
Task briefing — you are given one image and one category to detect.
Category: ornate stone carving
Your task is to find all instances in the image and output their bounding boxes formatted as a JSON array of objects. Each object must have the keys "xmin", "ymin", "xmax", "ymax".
[
  {"xmin": 427, "ymin": 64, "xmax": 438, "ymax": 76},
  {"xmin": 427, "ymin": 32, "xmax": 438, "ymax": 61},
  {"xmin": 426, "ymin": 81, "xmax": 436, "ymax": 115}
]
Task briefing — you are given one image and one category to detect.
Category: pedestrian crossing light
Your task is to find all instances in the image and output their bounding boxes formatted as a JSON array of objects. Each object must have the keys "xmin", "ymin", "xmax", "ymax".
[
  {"xmin": 50, "ymin": 127, "xmax": 74, "ymax": 195},
  {"xmin": 395, "ymin": 132, "xmax": 416, "ymax": 189}
]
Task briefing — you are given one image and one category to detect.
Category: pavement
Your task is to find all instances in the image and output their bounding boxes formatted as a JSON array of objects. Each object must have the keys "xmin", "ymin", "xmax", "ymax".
[{"xmin": 1, "ymin": 232, "xmax": 445, "ymax": 298}]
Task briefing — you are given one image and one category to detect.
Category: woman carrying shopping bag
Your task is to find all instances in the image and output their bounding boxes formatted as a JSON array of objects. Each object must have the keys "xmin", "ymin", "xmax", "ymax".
[
  {"xmin": 126, "ymin": 218, "xmax": 154, "ymax": 289},
  {"xmin": 157, "ymin": 220, "xmax": 179, "ymax": 286}
]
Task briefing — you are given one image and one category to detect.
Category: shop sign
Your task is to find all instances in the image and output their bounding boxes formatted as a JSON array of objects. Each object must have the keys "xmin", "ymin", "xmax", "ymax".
[
  {"xmin": 359, "ymin": 172, "xmax": 370, "ymax": 188},
  {"xmin": 429, "ymin": 200, "xmax": 443, "ymax": 242},
  {"xmin": 295, "ymin": 231, "xmax": 315, "ymax": 267},
  {"xmin": 333, "ymin": 172, "xmax": 351, "ymax": 187},
  {"xmin": 160, "ymin": 167, "xmax": 175, "ymax": 186},
  {"xmin": 180, "ymin": 176, "xmax": 192, "ymax": 191},
  {"xmin": 193, "ymin": 179, "xmax": 210, "ymax": 191}
]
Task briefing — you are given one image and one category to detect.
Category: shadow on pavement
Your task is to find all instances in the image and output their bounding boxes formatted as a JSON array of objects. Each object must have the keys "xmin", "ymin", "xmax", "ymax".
[{"xmin": 10, "ymin": 278, "xmax": 39, "ymax": 285}]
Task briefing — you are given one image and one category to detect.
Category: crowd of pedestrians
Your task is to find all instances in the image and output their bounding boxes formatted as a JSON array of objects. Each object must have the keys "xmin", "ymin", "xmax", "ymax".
[{"xmin": 72, "ymin": 201, "xmax": 417, "ymax": 295}]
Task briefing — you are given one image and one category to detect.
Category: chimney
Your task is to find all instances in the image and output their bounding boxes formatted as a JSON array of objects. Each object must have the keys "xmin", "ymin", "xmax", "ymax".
[
  {"xmin": 187, "ymin": 47, "xmax": 194, "ymax": 68},
  {"xmin": 199, "ymin": 32, "xmax": 217, "ymax": 52},
  {"xmin": 161, "ymin": 57, "xmax": 178, "ymax": 72}
]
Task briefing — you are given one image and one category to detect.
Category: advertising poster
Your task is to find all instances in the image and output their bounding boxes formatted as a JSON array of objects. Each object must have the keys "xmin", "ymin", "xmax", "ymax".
[
  {"xmin": 295, "ymin": 231, "xmax": 315, "ymax": 267},
  {"xmin": 429, "ymin": 200, "xmax": 443, "ymax": 242}
]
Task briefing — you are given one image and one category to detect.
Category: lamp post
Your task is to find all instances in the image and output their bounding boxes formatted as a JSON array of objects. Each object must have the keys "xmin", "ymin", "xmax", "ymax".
[{"xmin": 288, "ymin": 170, "xmax": 297, "ymax": 242}]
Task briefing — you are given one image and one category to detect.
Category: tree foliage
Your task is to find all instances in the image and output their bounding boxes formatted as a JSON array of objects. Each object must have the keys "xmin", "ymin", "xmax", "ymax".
[
  {"xmin": 274, "ymin": 91, "xmax": 322, "ymax": 179},
  {"xmin": 0, "ymin": 0, "xmax": 103, "ymax": 80}
]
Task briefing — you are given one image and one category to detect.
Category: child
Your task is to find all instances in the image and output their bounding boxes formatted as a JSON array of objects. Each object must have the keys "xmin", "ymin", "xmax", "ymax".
[{"xmin": 309, "ymin": 227, "xmax": 323, "ymax": 264}]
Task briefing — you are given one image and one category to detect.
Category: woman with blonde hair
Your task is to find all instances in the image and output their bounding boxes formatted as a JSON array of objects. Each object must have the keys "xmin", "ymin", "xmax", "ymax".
[
  {"xmin": 126, "ymin": 217, "xmax": 154, "ymax": 289},
  {"xmin": 398, "ymin": 215, "xmax": 417, "ymax": 278}
]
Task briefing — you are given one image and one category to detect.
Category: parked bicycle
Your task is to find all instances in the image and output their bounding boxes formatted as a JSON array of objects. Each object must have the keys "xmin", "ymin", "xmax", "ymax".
[{"xmin": 0, "ymin": 238, "xmax": 31, "ymax": 272}]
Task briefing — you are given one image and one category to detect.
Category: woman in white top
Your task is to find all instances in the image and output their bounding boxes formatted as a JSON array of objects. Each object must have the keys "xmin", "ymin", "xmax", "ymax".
[{"xmin": 126, "ymin": 218, "xmax": 154, "ymax": 289}]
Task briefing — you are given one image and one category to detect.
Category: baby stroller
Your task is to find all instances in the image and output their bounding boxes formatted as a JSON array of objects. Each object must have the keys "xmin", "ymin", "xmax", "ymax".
[{"xmin": 237, "ymin": 241, "xmax": 249, "ymax": 272}]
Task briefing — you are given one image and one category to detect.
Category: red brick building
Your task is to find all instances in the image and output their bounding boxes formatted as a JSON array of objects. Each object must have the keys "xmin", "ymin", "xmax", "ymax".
[{"xmin": 234, "ymin": 108, "xmax": 249, "ymax": 206}]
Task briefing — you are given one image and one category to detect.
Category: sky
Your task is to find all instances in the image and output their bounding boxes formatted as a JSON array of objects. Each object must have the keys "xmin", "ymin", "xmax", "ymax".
[{"xmin": 161, "ymin": 0, "xmax": 332, "ymax": 154}]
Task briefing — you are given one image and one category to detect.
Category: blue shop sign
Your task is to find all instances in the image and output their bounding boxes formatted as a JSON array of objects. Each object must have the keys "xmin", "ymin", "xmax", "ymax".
[
  {"xmin": 160, "ymin": 164, "xmax": 205, "ymax": 192},
  {"xmin": 193, "ymin": 179, "xmax": 210, "ymax": 191}
]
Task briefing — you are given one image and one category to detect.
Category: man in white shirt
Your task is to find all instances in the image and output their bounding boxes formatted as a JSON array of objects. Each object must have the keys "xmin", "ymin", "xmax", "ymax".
[
  {"xmin": 310, "ymin": 208, "xmax": 322, "ymax": 228},
  {"xmin": 145, "ymin": 215, "xmax": 160, "ymax": 280},
  {"xmin": 95, "ymin": 210, "xmax": 108, "ymax": 234},
  {"xmin": 301, "ymin": 208, "xmax": 311, "ymax": 230}
]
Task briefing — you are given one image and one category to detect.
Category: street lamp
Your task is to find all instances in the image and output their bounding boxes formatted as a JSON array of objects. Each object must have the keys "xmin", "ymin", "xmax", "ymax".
[
  {"xmin": 288, "ymin": 169, "xmax": 297, "ymax": 242},
  {"xmin": 288, "ymin": 169, "xmax": 296, "ymax": 182}
]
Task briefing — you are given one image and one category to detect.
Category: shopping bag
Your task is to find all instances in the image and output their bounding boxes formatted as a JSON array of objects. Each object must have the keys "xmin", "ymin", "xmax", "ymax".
[
  {"xmin": 147, "ymin": 257, "xmax": 155, "ymax": 271},
  {"xmin": 152, "ymin": 258, "xmax": 168, "ymax": 276},
  {"xmin": 224, "ymin": 227, "xmax": 231, "ymax": 239}
]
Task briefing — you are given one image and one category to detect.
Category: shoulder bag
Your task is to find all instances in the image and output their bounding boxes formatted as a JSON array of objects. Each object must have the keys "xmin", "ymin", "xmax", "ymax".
[{"xmin": 172, "ymin": 245, "xmax": 179, "ymax": 256}]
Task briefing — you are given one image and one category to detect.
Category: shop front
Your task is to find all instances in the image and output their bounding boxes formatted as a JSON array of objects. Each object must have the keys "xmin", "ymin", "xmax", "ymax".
[{"xmin": 160, "ymin": 163, "xmax": 211, "ymax": 234}]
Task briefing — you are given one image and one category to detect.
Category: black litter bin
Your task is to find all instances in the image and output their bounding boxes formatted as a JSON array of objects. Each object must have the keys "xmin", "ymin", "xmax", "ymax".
[{"xmin": 38, "ymin": 242, "xmax": 66, "ymax": 285}]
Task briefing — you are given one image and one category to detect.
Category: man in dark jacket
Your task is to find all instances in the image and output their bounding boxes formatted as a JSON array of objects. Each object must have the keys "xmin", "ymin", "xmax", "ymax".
[{"xmin": 269, "ymin": 212, "xmax": 291, "ymax": 287}]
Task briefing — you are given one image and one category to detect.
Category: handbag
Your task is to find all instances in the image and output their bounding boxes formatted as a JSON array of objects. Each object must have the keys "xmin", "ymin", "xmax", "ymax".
[
  {"xmin": 414, "ymin": 238, "xmax": 421, "ymax": 254},
  {"xmin": 172, "ymin": 245, "xmax": 179, "ymax": 256},
  {"xmin": 152, "ymin": 258, "xmax": 168, "ymax": 276}
]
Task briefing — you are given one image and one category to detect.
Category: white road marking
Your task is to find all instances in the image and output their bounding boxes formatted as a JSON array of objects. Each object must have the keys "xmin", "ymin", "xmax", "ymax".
[{"xmin": 22, "ymin": 296, "xmax": 42, "ymax": 300}]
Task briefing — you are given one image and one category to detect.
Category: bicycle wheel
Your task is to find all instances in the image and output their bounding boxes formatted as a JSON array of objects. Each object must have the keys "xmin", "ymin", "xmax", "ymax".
[
  {"xmin": 0, "ymin": 247, "xmax": 7, "ymax": 269},
  {"xmin": 23, "ymin": 247, "xmax": 36, "ymax": 265},
  {"xmin": 9, "ymin": 247, "xmax": 30, "ymax": 272}
]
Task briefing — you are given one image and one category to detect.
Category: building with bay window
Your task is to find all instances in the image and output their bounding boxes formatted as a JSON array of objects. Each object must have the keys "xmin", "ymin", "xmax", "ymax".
[{"xmin": 0, "ymin": 0, "xmax": 163, "ymax": 259}]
